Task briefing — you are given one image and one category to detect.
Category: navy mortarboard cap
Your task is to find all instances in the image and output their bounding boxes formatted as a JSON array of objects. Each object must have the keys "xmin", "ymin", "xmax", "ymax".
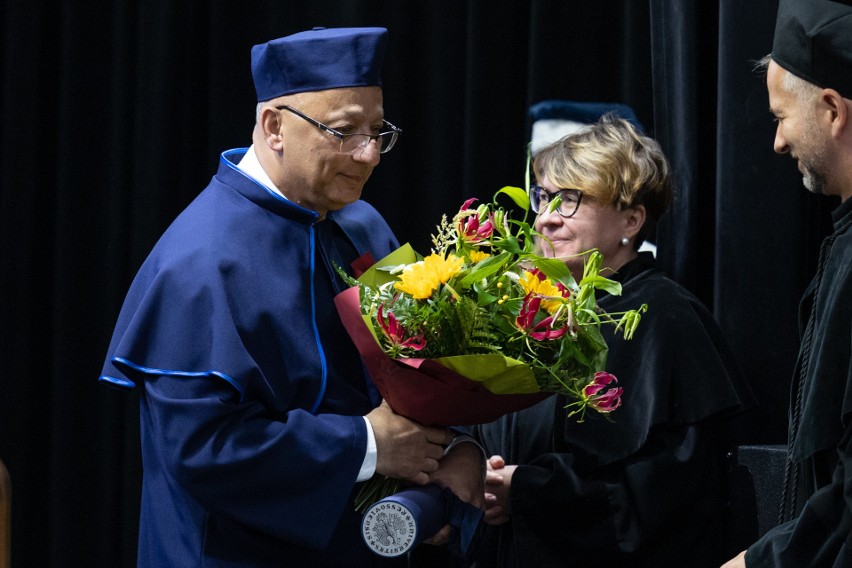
[
  {"xmin": 772, "ymin": 0, "xmax": 852, "ymax": 97},
  {"xmin": 528, "ymin": 100, "xmax": 643, "ymax": 154},
  {"xmin": 251, "ymin": 27, "xmax": 387, "ymax": 102}
]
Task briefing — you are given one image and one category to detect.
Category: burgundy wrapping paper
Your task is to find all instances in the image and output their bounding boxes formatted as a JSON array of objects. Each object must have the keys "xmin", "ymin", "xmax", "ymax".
[{"xmin": 334, "ymin": 286, "xmax": 551, "ymax": 426}]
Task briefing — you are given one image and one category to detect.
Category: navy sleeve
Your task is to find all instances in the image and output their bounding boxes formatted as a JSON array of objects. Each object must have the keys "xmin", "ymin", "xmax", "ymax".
[{"xmin": 142, "ymin": 372, "xmax": 367, "ymax": 550}]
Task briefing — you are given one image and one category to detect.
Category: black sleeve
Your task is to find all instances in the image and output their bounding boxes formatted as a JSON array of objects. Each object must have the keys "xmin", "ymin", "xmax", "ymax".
[
  {"xmin": 745, "ymin": 423, "xmax": 852, "ymax": 567},
  {"xmin": 507, "ymin": 423, "xmax": 730, "ymax": 566}
]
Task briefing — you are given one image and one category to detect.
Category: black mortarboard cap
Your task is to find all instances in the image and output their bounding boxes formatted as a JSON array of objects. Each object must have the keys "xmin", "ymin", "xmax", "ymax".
[{"xmin": 772, "ymin": 0, "xmax": 852, "ymax": 97}]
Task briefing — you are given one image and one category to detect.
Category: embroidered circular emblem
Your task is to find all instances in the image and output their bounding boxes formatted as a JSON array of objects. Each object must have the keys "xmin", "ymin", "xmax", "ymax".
[{"xmin": 361, "ymin": 500, "xmax": 418, "ymax": 557}]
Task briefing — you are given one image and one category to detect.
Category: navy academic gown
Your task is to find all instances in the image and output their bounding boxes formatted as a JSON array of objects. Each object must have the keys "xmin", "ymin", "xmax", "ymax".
[
  {"xmin": 99, "ymin": 149, "xmax": 401, "ymax": 567},
  {"xmin": 473, "ymin": 253, "xmax": 754, "ymax": 568},
  {"xmin": 746, "ymin": 197, "xmax": 852, "ymax": 567}
]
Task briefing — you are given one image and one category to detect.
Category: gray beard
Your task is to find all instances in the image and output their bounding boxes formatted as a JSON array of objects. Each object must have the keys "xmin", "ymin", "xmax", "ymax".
[
  {"xmin": 796, "ymin": 119, "xmax": 829, "ymax": 195},
  {"xmin": 801, "ymin": 165, "xmax": 827, "ymax": 195}
]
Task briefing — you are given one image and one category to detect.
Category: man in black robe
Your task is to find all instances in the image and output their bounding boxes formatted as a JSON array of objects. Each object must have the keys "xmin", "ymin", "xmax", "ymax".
[{"xmin": 723, "ymin": 1, "xmax": 852, "ymax": 566}]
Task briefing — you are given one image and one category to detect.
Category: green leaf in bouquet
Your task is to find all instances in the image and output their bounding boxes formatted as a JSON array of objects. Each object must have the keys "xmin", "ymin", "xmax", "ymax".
[
  {"xmin": 580, "ymin": 274, "xmax": 623, "ymax": 296},
  {"xmin": 495, "ymin": 185, "xmax": 530, "ymax": 212},
  {"xmin": 590, "ymin": 343, "xmax": 609, "ymax": 373},
  {"xmin": 472, "ymin": 280, "xmax": 499, "ymax": 307},
  {"xmin": 433, "ymin": 354, "xmax": 540, "ymax": 394},
  {"xmin": 576, "ymin": 306, "xmax": 604, "ymax": 326},
  {"xmin": 357, "ymin": 243, "xmax": 419, "ymax": 287},
  {"xmin": 458, "ymin": 251, "xmax": 513, "ymax": 288},
  {"xmin": 493, "ymin": 235, "xmax": 527, "ymax": 256},
  {"xmin": 554, "ymin": 323, "xmax": 607, "ymax": 369},
  {"xmin": 582, "ymin": 324, "xmax": 609, "ymax": 361},
  {"xmin": 360, "ymin": 313, "xmax": 384, "ymax": 346},
  {"xmin": 531, "ymin": 257, "xmax": 578, "ymax": 289}
]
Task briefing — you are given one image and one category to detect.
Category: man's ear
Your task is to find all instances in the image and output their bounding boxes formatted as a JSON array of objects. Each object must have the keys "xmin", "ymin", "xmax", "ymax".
[
  {"xmin": 259, "ymin": 106, "xmax": 285, "ymax": 151},
  {"xmin": 822, "ymin": 89, "xmax": 848, "ymax": 139}
]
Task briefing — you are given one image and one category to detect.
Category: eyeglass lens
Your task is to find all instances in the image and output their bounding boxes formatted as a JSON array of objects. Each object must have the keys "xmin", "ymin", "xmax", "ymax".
[
  {"xmin": 530, "ymin": 185, "xmax": 582, "ymax": 218},
  {"xmin": 276, "ymin": 105, "xmax": 400, "ymax": 155},
  {"xmin": 340, "ymin": 130, "xmax": 398, "ymax": 155}
]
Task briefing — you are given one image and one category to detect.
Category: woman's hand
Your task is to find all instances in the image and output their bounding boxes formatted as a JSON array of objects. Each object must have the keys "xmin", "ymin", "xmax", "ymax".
[{"xmin": 483, "ymin": 455, "xmax": 516, "ymax": 525}]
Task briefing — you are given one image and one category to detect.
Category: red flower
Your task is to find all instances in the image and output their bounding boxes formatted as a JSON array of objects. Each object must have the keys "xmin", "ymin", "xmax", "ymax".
[
  {"xmin": 458, "ymin": 198, "xmax": 495, "ymax": 243},
  {"xmin": 516, "ymin": 293, "xmax": 568, "ymax": 340},
  {"xmin": 530, "ymin": 320, "xmax": 568, "ymax": 341},
  {"xmin": 582, "ymin": 372, "xmax": 623, "ymax": 413},
  {"xmin": 515, "ymin": 293, "xmax": 541, "ymax": 330},
  {"xmin": 377, "ymin": 304, "xmax": 426, "ymax": 351}
]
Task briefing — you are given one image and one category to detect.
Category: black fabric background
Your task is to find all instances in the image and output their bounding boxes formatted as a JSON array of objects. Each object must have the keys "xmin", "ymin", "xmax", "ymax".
[{"xmin": 0, "ymin": 1, "xmax": 838, "ymax": 565}]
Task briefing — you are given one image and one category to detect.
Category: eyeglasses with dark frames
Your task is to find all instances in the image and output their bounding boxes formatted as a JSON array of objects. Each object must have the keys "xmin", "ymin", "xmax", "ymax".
[
  {"xmin": 529, "ymin": 184, "xmax": 584, "ymax": 218},
  {"xmin": 276, "ymin": 105, "xmax": 401, "ymax": 155}
]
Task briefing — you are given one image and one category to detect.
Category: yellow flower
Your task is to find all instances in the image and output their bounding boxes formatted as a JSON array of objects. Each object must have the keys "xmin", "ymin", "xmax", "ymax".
[
  {"xmin": 395, "ymin": 253, "xmax": 464, "ymax": 299},
  {"xmin": 519, "ymin": 269, "xmax": 569, "ymax": 314},
  {"xmin": 468, "ymin": 250, "xmax": 491, "ymax": 263}
]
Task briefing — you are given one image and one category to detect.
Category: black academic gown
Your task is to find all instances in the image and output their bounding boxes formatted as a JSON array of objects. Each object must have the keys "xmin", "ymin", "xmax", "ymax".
[
  {"xmin": 99, "ymin": 149, "xmax": 403, "ymax": 567},
  {"xmin": 746, "ymin": 197, "xmax": 852, "ymax": 568},
  {"xmin": 474, "ymin": 253, "xmax": 754, "ymax": 568}
]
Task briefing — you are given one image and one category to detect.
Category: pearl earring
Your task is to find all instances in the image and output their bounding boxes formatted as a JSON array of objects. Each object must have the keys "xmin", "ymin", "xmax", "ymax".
[{"xmin": 620, "ymin": 236, "xmax": 630, "ymax": 246}]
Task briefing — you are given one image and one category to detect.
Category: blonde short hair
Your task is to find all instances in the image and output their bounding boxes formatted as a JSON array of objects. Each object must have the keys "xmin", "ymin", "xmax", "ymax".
[{"xmin": 533, "ymin": 114, "xmax": 672, "ymax": 230}]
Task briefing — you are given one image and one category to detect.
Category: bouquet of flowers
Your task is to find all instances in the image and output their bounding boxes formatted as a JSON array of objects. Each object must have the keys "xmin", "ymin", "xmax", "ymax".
[{"xmin": 335, "ymin": 185, "xmax": 646, "ymax": 510}]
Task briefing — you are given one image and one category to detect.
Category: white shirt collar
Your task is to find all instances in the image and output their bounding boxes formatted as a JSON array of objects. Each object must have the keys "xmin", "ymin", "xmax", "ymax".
[{"xmin": 235, "ymin": 145, "xmax": 287, "ymax": 200}]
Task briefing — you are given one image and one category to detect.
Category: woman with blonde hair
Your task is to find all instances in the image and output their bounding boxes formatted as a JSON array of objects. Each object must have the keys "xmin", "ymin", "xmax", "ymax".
[{"xmin": 473, "ymin": 115, "xmax": 754, "ymax": 568}]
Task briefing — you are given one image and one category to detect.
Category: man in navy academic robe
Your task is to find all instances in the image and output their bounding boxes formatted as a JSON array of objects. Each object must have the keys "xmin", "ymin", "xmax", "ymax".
[{"xmin": 99, "ymin": 27, "xmax": 484, "ymax": 567}]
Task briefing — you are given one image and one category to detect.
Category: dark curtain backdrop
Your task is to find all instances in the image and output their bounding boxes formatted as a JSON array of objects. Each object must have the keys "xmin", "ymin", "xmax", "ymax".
[{"xmin": 0, "ymin": 1, "xmax": 838, "ymax": 565}]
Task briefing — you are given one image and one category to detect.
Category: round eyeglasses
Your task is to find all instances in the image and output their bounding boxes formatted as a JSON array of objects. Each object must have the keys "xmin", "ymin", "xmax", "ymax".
[
  {"xmin": 276, "ymin": 105, "xmax": 401, "ymax": 155},
  {"xmin": 529, "ymin": 184, "xmax": 584, "ymax": 218}
]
